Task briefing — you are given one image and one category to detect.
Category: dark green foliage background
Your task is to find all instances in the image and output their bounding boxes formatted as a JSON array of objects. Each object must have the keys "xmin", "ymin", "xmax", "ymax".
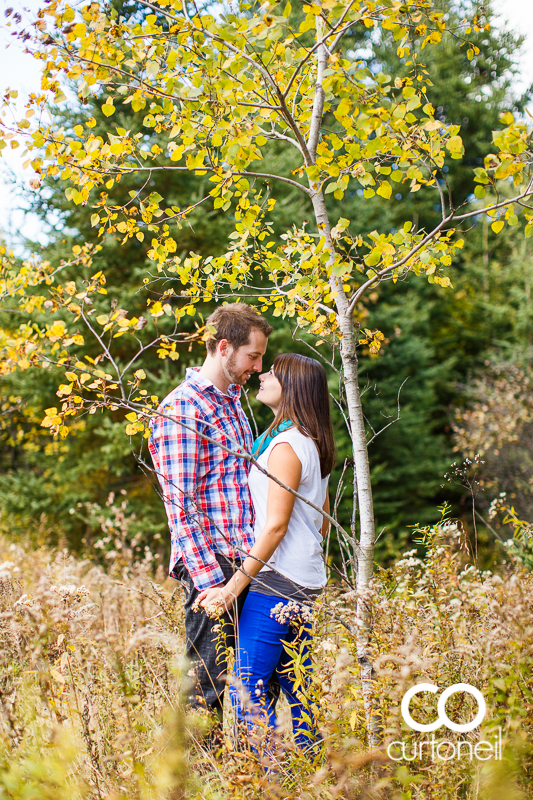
[{"xmin": 1, "ymin": 0, "xmax": 532, "ymax": 568}]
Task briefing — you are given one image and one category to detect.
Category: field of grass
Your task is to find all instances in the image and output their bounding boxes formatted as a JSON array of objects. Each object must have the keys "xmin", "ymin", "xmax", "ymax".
[{"xmin": 0, "ymin": 510, "xmax": 532, "ymax": 799}]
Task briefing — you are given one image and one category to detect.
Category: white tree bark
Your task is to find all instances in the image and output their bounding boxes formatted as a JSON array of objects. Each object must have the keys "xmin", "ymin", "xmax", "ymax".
[
  {"xmin": 309, "ymin": 183, "xmax": 381, "ymax": 746},
  {"xmin": 302, "ymin": 18, "xmax": 381, "ymax": 747}
]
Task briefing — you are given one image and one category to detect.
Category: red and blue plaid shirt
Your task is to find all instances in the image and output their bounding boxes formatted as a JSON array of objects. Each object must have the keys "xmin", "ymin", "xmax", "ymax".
[{"xmin": 149, "ymin": 367, "xmax": 255, "ymax": 590}]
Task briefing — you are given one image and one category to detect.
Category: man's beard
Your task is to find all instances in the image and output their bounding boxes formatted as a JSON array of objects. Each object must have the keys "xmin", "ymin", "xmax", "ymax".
[{"xmin": 226, "ymin": 353, "xmax": 248, "ymax": 385}]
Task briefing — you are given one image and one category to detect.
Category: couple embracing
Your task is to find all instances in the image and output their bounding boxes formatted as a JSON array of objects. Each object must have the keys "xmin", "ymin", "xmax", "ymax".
[{"xmin": 149, "ymin": 303, "xmax": 335, "ymax": 754}]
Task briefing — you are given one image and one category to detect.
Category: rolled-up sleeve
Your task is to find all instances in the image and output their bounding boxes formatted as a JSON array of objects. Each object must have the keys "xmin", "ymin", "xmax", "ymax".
[{"xmin": 150, "ymin": 399, "xmax": 225, "ymax": 590}]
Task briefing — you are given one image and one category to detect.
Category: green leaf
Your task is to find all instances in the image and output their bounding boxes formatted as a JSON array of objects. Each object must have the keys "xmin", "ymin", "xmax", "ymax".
[{"xmin": 146, "ymin": 61, "xmax": 160, "ymax": 77}]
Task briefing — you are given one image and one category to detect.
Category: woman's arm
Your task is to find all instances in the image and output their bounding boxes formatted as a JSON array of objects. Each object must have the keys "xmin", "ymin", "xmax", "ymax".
[
  {"xmin": 321, "ymin": 490, "xmax": 330, "ymax": 538},
  {"xmin": 198, "ymin": 442, "xmax": 301, "ymax": 609}
]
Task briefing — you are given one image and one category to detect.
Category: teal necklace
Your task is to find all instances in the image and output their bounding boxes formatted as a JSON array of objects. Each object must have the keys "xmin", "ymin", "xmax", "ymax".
[{"xmin": 252, "ymin": 418, "xmax": 294, "ymax": 458}]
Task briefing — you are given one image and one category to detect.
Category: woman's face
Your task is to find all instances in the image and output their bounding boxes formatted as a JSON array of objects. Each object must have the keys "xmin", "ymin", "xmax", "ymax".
[{"xmin": 257, "ymin": 366, "xmax": 283, "ymax": 412}]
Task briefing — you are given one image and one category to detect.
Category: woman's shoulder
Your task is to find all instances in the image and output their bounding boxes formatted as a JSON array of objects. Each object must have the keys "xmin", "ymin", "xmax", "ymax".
[{"xmin": 266, "ymin": 427, "xmax": 319, "ymax": 461}]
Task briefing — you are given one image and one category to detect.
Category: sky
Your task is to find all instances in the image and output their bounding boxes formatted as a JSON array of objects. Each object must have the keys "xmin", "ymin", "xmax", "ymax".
[{"xmin": 1, "ymin": 0, "xmax": 533, "ymax": 253}]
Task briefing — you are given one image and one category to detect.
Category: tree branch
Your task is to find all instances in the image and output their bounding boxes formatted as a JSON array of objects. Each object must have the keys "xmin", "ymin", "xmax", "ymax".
[
  {"xmin": 61, "ymin": 159, "xmax": 312, "ymax": 196},
  {"xmin": 307, "ymin": 20, "xmax": 327, "ymax": 163},
  {"xmin": 122, "ymin": 398, "xmax": 358, "ymax": 549},
  {"xmin": 347, "ymin": 175, "xmax": 533, "ymax": 312},
  {"xmin": 366, "ymin": 378, "xmax": 409, "ymax": 445}
]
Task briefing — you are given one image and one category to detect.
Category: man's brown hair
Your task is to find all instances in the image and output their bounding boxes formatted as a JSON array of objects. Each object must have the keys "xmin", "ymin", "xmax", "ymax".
[{"xmin": 205, "ymin": 303, "xmax": 273, "ymax": 354}]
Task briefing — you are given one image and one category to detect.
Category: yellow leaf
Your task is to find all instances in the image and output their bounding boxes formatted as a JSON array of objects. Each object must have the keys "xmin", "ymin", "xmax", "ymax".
[
  {"xmin": 48, "ymin": 320, "xmax": 66, "ymax": 340},
  {"xmin": 150, "ymin": 301, "xmax": 164, "ymax": 318},
  {"xmin": 134, "ymin": 369, "xmax": 146, "ymax": 379},
  {"xmin": 96, "ymin": 315, "xmax": 109, "ymax": 325},
  {"xmin": 376, "ymin": 181, "xmax": 392, "ymax": 199},
  {"xmin": 102, "ymin": 102, "xmax": 115, "ymax": 117},
  {"xmin": 50, "ymin": 668, "xmax": 66, "ymax": 684},
  {"xmin": 136, "ymin": 231, "xmax": 144, "ymax": 242},
  {"xmin": 125, "ymin": 412, "xmax": 138, "ymax": 422},
  {"xmin": 491, "ymin": 220, "xmax": 504, "ymax": 233},
  {"xmin": 125, "ymin": 424, "xmax": 138, "ymax": 435},
  {"xmin": 446, "ymin": 135, "xmax": 464, "ymax": 154}
]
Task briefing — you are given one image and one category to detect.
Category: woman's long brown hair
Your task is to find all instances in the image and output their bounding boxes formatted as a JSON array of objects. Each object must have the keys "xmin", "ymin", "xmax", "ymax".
[{"xmin": 265, "ymin": 353, "xmax": 336, "ymax": 478}]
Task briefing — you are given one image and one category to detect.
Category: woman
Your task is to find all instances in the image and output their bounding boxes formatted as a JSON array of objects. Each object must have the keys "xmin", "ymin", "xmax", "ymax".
[{"xmin": 198, "ymin": 353, "xmax": 335, "ymax": 752}]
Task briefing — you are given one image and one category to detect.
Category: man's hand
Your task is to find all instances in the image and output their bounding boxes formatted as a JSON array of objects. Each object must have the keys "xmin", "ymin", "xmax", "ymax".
[{"xmin": 195, "ymin": 585, "xmax": 235, "ymax": 617}]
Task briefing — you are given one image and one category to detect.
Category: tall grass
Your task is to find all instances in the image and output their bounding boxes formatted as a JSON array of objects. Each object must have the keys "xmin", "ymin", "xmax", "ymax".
[{"xmin": 0, "ymin": 502, "xmax": 531, "ymax": 799}]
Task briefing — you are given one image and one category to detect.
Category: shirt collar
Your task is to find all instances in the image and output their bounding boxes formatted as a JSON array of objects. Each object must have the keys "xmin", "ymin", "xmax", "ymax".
[{"xmin": 185, "ymin": 366, "xmax": 241, "ymax": 400}]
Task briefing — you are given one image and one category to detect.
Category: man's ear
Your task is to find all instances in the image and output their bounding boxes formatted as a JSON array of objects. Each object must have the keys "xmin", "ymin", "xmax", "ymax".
[{"xmin": 218, "ymin": 338, "xmax": 230, "ymax": 357}]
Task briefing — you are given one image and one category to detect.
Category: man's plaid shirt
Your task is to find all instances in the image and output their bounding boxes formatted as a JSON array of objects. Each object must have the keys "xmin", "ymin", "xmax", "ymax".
[{"xmin": 149, "ymin": 367, "xmax": 255, "ymax": 590}]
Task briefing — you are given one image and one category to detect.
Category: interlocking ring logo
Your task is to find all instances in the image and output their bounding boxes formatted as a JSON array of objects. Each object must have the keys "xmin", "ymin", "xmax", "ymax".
[{"xmin": 401, "ymin": 683, "xmax": 486, "ymax": 733}]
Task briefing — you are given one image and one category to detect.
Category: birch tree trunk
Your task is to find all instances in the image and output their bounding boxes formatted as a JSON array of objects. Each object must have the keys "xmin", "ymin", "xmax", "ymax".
[
  {"xmin": 301, "ymin": 24, "xmax": 381, "ymax": 746},
  {"xmin": 309, "ymin": 185, "xmax": 381, "ymax": 747}
]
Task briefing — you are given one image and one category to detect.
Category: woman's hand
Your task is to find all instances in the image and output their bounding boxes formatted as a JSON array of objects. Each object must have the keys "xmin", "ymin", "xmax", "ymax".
[{"xmin": 196, "ymin": 585, "xmax": 235, "ymax": 616}]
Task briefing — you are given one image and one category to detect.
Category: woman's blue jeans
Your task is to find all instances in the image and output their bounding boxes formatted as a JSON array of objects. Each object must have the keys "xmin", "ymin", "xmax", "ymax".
[{"xmin": 230, "ymin": 590, "xmax": 318, "ymax": 753}]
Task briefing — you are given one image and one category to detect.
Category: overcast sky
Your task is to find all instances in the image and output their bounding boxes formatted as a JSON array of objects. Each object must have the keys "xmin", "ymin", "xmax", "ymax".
[{"xmin": 1, "ymin": 0, "xmax": 533, "ymax": 252}]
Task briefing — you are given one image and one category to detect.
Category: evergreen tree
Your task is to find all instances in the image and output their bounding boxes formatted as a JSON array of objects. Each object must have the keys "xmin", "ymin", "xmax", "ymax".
[{"xmin": 1, "ymin": 0, "xmax": 531, "ymax": 563}]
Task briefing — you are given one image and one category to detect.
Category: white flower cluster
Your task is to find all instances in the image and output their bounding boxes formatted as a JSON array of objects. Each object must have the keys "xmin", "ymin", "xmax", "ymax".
[
  {"xmin": 191, "ymin": 597, "xmax": 225, "ymax": 619},
  {"xmin": 395, "ymin": 548, "xmax": 423, "ymax": 571},
  {"xmin": 14, "ymin": 593, "xmax": 39, "ymax": 608},
  {"xmin": 318, "ymin": 638, "xmax": 337, "ymax": 653},
  {"xmin": 50, "ymin": 584, "xmax": 90, "ymax": 602},
  {"xmin": 270, "ymin": 600, "xmax": 314, "ymax": 628},
  {"xmin": 0, "ymin": 560, "xmax": 19, "ymax": 578},
  {"xmin": 488, "ymin": 492, "xmax": 507, "ymax": 520}
]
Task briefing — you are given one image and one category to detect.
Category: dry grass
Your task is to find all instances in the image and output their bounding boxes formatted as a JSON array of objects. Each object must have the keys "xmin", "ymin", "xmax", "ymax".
[{"xmin": 0, "ymin": 504, "xmax": 532, "ymax": 799}]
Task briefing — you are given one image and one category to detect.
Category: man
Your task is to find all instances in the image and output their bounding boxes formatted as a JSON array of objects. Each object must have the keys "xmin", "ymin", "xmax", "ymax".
[{"xmin": 149, "ymin": 303, "xmax": 273, "ymax": 723}]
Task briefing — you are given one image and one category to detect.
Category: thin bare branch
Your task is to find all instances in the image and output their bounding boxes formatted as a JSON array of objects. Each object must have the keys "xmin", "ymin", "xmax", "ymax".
[
  {"xmin": 366, "ymin": 377, "xmax": 409, "ymax": 445},
  {"xmin": 346, "ymin": 176, "xmax": 533, "ymax": 310}
]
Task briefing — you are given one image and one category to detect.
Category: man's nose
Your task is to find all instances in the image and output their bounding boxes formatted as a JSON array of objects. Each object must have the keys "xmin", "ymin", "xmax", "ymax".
[{"xmin": 253, "ymin": 358, "xmax": 262, "ymax": 372}]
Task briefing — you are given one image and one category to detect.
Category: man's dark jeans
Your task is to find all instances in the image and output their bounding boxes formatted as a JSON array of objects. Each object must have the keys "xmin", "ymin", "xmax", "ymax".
[{"xmin": 174, "ymin": 554, "xmax": 280, "ymax": 721}]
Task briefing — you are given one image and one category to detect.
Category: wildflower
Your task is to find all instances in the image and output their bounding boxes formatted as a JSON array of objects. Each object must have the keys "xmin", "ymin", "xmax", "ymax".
[
  {"xmin": 14, "ymin": 593, "xmax": 39, "ymax": 608},
  {"xmin": 0, "ymin": 561, "xmax": 15, "ymax": 578},
  {"xmin": 50, "ymin": 584, "xmax": 90, "ymax": 602},
  {"xmin": 270, "ymin": 600, "xmax": 314, "ymax": 628},
  {"xmin": 192, "ymin": 597, "xmax": 225, "ymax": 619}
]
